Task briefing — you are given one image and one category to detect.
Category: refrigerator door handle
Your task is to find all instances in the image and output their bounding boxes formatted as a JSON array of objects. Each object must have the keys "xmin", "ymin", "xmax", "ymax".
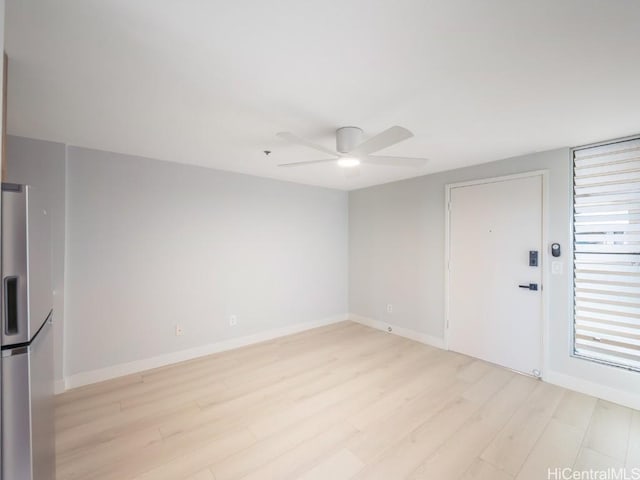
[{"xmin": 4, "ymin": 275, "xmax": 19, "ymax": 336}]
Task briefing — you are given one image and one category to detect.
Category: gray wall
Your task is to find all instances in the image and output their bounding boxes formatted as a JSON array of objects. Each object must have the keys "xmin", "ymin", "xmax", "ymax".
[
  {"xmin": 6, "ymin": 136, "xmax": 66, "ymax": 387},
  {"xmin": 65, "ymin": 146, "xmax": 348, "ymax": 377},
  {"xmin": 349, "ymin": 148, "xmax": 640, "ymax": 402},
  {"xmin": 8, "ymin": 133, "xmax": 637, "ymax": 403}
]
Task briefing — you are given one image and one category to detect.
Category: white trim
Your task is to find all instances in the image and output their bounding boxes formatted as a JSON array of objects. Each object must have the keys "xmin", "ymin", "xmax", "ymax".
[
  {"xmin": 54, "ymin": 379, "xmax": 66, "ymax": 395},
  {"xmin": 572, "ymin": 132, "xmax": 640, "ymax": 152},
  {"xmin": 567, "ymin": 148, "xmax": 578, "ymax": 367},
  {"xmin": 544, "ymin": 370, "xmax": 640, "ymax": 411},
  {"xmin": 349, "ymin": 314, "xmax": 640, "ymax": 409},
  {"xmin": 444, "ymin": 170, "xmax": 550, "ymax": 190},
  {"xmin": 62, "ymin": 143, "xmax": 70, "ymax": 388},
  {"xmin": 349, "ymin": 314, "xmax": 446, "ymax": 350},
  {"xmin": 62, "ymin": 314, "xmax": 348, "ymax": 391},
  {"xmin": 444, "ymin": 170, "xmax": 550, "ymax": 376},
  {"xmin": 60, "ymin": 312, "xmax": 640, "ymax": 410},
  {"xmin": 541, "ymin": 171, "xmax": 551, "ymax": 378},
  {"xmin": 444, "ymin": 183, "xmax": 451, "ymax": 349}
]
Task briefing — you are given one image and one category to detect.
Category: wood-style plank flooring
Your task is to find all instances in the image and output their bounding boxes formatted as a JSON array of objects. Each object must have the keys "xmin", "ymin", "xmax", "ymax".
[{"xmin": 55, "ymin": 321, "xmax": 640, "ymax": 479}]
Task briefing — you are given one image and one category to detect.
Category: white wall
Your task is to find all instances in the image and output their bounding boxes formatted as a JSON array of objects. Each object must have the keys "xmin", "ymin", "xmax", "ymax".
[
  {"xmin": 6, "ymin": 136, "xmax": 66, "ymax": 391},
  {"xmin": 349, "ymin": 148, "xmax": 640, "ymax": 409},
  {"xmin": 64, "ymin": 146, "xmax": 348, "ymax": 383}
]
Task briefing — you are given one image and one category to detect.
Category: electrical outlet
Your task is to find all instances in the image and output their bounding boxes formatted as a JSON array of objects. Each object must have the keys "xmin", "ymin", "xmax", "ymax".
[
  {"xmin": 387, "ymin": 304, "xmax": 393, "ymax": 313},
  {"xmin": 229, "ymin": 315, "xmax": 237, "ymax": 326},
  {"xmin": 175, "ymin": 324, "xmax": 184, "ymax": 336}
]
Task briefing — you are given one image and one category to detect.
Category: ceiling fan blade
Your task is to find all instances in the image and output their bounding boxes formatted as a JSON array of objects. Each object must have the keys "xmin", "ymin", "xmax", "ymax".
[
  {"xmin": 278, "ymin": 158, "xmax": 337, "ymax": 168},
  {"xmin": 277, "ymin": 132, "xmax": 339, "ymax": 157},
  {"xmin": 351, "ymin": 126, "xmax": 414, "ymax": 155},
  {"xmin": 363, "ymin": 155, "xmax": 428, "ymax": 167},
  {"xmin": 343, "ymin": 165, "xmax": 361, "ymax": 179}
]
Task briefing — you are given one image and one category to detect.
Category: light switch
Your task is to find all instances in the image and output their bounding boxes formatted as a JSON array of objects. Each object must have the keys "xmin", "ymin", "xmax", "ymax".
[{"xmin": 551, "ymin": 261, "xmax": 563, "ymax": 275}]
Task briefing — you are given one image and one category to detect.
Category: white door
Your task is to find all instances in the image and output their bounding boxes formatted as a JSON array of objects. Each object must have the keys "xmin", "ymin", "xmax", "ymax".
[{"xmin": 447, "ymin": 174, "xmax": 543, "ymax": 376}]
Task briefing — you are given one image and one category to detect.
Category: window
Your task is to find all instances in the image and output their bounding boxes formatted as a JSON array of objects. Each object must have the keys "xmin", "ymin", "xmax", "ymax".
[{"xmin": 573, "ymin": 136, "xmax": 640, "ymax": 371}]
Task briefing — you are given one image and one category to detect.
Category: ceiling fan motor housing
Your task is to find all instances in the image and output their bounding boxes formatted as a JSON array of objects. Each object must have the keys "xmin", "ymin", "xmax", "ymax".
[{"xmin": 336, "ymin": 127, "xmax": 363, "ymax": 154}]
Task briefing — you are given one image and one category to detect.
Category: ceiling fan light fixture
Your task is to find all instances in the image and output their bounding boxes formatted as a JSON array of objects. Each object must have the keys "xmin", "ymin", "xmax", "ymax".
[
  {"xmin": 277, "ymin": 126, "xmax": 426, "ymax": 169},
  {"xmin": 337, "ymin": 157, "xmax": 360, "ymax": 168}
]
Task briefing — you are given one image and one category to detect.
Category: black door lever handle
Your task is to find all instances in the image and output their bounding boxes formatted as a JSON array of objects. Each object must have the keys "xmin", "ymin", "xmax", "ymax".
[{"xmin": 518, "ymin": 283, "xmax": 538, "ymax": 291}]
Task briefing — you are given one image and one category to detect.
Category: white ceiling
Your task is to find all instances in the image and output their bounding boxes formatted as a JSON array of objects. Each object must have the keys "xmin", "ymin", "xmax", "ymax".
[{"xmin": 6, "ymin": 0, "xmax": 640, "ymax": 190}]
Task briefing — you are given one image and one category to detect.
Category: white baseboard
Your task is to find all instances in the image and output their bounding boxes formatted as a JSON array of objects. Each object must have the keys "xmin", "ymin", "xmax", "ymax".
[
  {"xmin": 349, "ymin": 313, "xmax": 446, "ymax": 350},
  {"xmin": 544, "ymin": 370, "xmax": 640, "ymax": 411},
  {"xmin": 54, "ymin": 379, "xmax": 66, "ymax": 395},
  {"xmin": 61, "ymin": 312, "xmax": 640, "ymax": 411},
  {"xmin": 63, "ymin": 314, "xmax": 349, "ymax": 391},
  {"xmin": 349, "ymin": 314, "xmax": 640, "ymax": 410}
]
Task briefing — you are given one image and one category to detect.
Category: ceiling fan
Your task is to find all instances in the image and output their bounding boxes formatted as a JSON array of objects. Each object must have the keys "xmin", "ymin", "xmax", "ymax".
[{"xmin": 276, "ymin": 126, "xmax": 428, "ymax": 168}]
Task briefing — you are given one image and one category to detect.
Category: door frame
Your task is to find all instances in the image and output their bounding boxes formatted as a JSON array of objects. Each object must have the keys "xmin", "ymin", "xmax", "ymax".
[{"xmin": 444, "ymin": 170, "xmax": 550, "ymax": 378}]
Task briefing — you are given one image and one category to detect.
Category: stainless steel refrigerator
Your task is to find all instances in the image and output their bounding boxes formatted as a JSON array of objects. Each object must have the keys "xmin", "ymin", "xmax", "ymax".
[{"xmin": 1, "ymin": 183, "xmax": 55, "ymax": 480}]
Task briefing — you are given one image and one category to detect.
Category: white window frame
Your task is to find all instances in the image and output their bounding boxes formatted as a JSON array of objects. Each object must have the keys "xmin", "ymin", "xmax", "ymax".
[{"xmin": 571, "ymin": 134, "xmax": 640, "ymax": 372}]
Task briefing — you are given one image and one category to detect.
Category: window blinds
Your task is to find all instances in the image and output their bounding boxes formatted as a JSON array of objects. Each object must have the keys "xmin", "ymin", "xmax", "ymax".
[{"xmin": 573, "ymin": 137, "xmax": 640, "ymax": 370}]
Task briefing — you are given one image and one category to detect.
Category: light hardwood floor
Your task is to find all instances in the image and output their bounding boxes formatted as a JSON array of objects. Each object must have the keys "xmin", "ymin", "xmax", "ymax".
[{"xmin": 56, "ymin": 321, "xmax": 640, "ymax": 480}]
